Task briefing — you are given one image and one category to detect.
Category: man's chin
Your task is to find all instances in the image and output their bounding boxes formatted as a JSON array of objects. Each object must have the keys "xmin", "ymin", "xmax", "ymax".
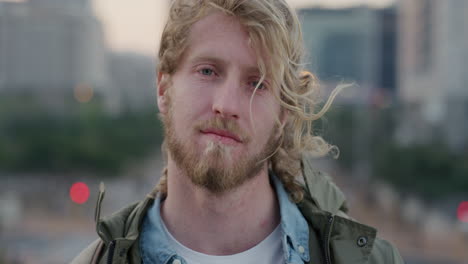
[
  {"xmin": 190, "ymin": 167, "xmax": 248, "ymax": 195},
  {"xmin": 191, "ymin": 157, "xmax": 265, "ymax": 194},
  {"xmin": 167, "ymin": 131, "xmax": 273, "ymax": 194},
  {"xmin": 201, "ymin": 143, "xmax": 236, "ymax": 164}
]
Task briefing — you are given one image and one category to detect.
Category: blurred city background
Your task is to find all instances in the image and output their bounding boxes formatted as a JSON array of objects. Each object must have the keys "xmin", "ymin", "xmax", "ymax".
[{"xmin": 0, "ymin": 0, "xmax": 467, "ymax": 263}]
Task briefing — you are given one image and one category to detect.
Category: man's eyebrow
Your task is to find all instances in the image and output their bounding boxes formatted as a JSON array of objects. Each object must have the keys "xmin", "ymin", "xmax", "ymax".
[{"xmin": 188, "ymin": 55, "xmax": 227, "ymax": 66}]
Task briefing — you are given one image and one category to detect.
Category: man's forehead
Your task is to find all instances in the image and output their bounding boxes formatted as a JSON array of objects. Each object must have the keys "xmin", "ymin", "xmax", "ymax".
[
  {"xmin": 189, "ymin": 11, "xmax": 248, "ymax": 40},
  {"xmin": 181, "ymin": 12, "xmax": 268, "ymax": 73}
]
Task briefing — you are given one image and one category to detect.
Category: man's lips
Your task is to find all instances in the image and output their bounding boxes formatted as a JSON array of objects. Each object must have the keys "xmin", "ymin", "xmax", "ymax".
[{"xmin": 201, "ymin": 129, "xmax": 242, "ymax": 143}]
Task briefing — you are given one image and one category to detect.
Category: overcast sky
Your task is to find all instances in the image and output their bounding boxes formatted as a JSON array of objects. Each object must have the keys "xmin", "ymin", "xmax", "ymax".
[{"xmin": 92, "ymin": 0, "xmax": 395, "ymax": 56}]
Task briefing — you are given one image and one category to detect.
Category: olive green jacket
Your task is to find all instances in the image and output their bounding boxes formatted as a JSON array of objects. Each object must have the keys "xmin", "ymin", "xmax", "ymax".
[{"xmin": 71, "ymin": 155, "xmax": 404, "ymax": 264}]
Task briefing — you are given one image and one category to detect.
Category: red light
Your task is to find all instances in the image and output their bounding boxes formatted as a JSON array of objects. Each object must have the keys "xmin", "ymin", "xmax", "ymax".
[
  {"xmin": 70, "ymin": 182, "xmax": 90, "ymax": 204},
  {"xmin": 457, "ymin": 201, "xmax": 468, "ymax": 222}
]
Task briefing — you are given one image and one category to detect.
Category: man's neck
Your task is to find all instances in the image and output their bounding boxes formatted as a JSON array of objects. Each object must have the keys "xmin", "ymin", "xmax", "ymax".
[{"xmin": 160, "ymin": 158, "xmax": 281, "ymax": 255}]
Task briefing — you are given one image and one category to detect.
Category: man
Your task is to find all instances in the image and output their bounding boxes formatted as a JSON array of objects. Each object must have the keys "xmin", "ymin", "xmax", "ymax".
[{"xmin": 72, "ymin": 0, "xmax": 403, "ymax": 263}]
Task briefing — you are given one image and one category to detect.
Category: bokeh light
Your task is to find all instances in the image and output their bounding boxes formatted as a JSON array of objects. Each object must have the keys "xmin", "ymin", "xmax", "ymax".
[
  {"xmin": 69, "ymin": 182, "xmax": 90, "ymax": 204},
  {"xmin": 74, "ymin": 83, "xmax": 94, "ymax": 103},
  {"xmin": 457, "ymin": 201, "xmax": 468, "ymax": 223}
]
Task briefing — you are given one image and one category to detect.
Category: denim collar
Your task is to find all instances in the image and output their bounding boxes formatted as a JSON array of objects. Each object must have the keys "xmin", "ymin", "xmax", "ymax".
[
  {"xmin": 140, "ymin": 173, "xmax": 310, "ymax": 264},
  {"xmin": 272, "ymin": 173, "xmax": 310, "ymax": 263}
]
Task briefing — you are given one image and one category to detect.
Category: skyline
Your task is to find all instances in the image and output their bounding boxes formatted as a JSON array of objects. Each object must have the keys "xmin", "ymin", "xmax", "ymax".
[{"xmin": 92, "ymin": 0, "xmax": 395, "ymax": 57}]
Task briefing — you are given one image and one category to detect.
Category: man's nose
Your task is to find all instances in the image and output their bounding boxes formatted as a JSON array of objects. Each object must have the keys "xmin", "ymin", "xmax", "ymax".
[{"xmin": 212, "ymin": 77, "xmax": 243, "ymax": 119}]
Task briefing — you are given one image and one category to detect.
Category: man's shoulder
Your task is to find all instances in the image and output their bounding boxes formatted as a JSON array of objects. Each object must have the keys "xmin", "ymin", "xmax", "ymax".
[
  {"xmin": 300, "ymin": 154, "xmax": 349, "ymax": 214},
  {"xmin": 71, "ymin": 192, "xmax": 155, "ymax": 264},
  {"xmin": 70, "ymin": 239, "xmax": 104, "ymax": 264},
  {"xmin": 370, "ymin": 237, "xmax": 405, "ymax": 264},
  {"xmin": 299, "ymin": 154, "xmax": 404, "ymax": 264}
]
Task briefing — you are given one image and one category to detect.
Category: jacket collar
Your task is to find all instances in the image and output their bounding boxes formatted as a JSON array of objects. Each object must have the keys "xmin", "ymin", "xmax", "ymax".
[
  {"xmin": 140, "ymin": 196, "xmax": 177, "ymax": 264},
  {"xmin": 299, "ymin": 154, "xmax": 378, "ymax": 263},
  {"xmin": 95, "ymin": 188, "xmax": 155, "ymax": 264},
  {"xmin": 301, "ymin": 153, "xmax": 348, "ymax": 215},
  {"xmin": 271, "ymin": 173, "xmax": 310, "ymax": 262}
]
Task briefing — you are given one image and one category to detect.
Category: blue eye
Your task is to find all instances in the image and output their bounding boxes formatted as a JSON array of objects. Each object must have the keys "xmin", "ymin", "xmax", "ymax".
[
  {"xmin": 250, "ymin": 81, "xmax": 265, "ymax": 90},
  {"xmin": 200, "ymin": 68, "xmax": 214, "ymax": 76}
]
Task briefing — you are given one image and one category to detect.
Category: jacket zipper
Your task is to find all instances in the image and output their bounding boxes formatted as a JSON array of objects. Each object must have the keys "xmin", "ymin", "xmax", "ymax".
[
  {"xmin": 107, "ymin": 240, "xmax": 116, "ymax": 264},
  {"xmin": 324, "ymin": 215, "xmax": 335, "ymax": 264}
]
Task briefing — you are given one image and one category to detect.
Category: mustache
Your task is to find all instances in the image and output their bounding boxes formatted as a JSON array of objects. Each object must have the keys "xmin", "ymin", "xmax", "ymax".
[{"xmin": 194, "ymin": 117, "xmax": 250, "ymax": 144}]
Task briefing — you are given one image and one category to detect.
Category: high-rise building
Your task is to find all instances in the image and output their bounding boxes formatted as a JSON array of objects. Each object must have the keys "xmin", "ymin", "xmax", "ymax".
[
  {"xmin": 109, "ymin": 52, "xmax": 156, "ymax": 111},
  {"xmin": 397, "ymin": 0, "xmax": 468, "ymax": 150},
  {"xmin": 0, "ymin": 0, "xmax": 112, "ymax": 109},
  {"xmin": 297, "ymin": 6, "xmax": 398, "ymax": 180},
  {"xmin": 298, "ymin": 6, "xmax": 397, "ymax": 104}
]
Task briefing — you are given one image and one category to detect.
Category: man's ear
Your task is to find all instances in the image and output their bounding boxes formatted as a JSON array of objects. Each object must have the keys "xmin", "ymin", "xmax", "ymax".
[{"xmin": 157, "ymin": 72, "xmax": 170, "ymax": 114}]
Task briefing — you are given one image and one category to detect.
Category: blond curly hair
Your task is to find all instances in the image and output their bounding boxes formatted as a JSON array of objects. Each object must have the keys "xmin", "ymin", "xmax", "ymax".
[{"xmin": 156, "ymin": 0, "xmax": 341, "ymax": 202}]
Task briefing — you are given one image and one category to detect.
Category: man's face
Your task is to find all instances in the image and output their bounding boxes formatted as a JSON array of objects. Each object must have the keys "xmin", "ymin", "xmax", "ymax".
[{"xmin": 158, "ymin": 12, "xmax": 283, "ymax": 194}]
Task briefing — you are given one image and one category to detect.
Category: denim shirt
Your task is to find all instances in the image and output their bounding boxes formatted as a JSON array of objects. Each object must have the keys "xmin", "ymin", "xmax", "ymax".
[{"xmin": 140, "ymin": 175, "xmax": 310, "ymax": 264}]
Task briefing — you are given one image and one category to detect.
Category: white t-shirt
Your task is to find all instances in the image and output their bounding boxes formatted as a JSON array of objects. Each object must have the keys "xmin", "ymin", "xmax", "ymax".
[{"xmin": 161, "ymin": 220, "xmax": 285, "ymax": 264}]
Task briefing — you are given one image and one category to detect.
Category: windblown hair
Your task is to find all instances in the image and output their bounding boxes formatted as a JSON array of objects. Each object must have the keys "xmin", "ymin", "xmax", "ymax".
[{"xmin": 156, "ymin": 0, "xmax": 341, "ymax": 202}]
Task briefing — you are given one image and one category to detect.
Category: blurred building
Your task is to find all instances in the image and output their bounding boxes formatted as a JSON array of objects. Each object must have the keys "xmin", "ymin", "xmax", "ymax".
[
  {"xmin": 298, "ymin": 6, "xmax": 397, "ymax": 104},
  {"xmin": 0, "ymin": 0, "xmax": 114, "ymax": 110},
  {"xmin": 109, "ymin": 53, "xmax": 156, "ymax": 111},
  {"xmin": 397, "ymin": 0, "xmax": 468, "ymax": 150},
  {"xmin": 298, "ymin": 6, "xmax": 397, "ymax": 180}
]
